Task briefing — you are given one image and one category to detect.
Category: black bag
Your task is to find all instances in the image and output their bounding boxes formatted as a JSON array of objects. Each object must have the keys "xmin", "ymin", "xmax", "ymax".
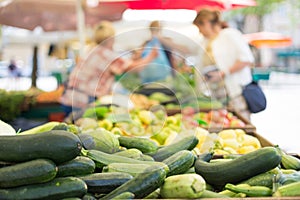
[{"xmin": 242, "ymin": 81, "xmax": 267, "ymax": 113}]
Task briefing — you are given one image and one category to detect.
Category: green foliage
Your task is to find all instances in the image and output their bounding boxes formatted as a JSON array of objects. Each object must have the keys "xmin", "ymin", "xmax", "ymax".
[
  {"xmin": 227, "ymin": 0, "xmax": 285, "ymax": 17},
  {"xmin": 0, "ymin": 90, "xmax": 25, "ymax": 121}
]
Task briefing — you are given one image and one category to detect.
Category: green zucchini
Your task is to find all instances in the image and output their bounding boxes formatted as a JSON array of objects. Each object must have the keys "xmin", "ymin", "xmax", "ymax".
[
  {"xmin": 0, "ymin": 159, "xmax": 57, "ymax": 188},
  {"xmin": 82, "ymin": 193, "xmax": 97, "ymax": 200},
  {"xmin": 273, "ymin": 181, "xmax": 300, "ymax": 197},
  {"xmin": 194, "ymin": 147, "xmax": 282, "ymax": 187},
  {"xmin": 78, "ymin": 172, "xmax": 133, "ymax": 194},
  {"xmin": 114, "ymin": 149, "xmax": 143, "ymax": 159},
  {"xmin": 225, "ymin": 183, "xmax": 272, "ymax": 197},
  {"xmin": 86, "ymin": 149, "xmax": 161, "ymax": 169},
  {"xmin": 102, "ymin": 165, "xmax": 167, "ymax": 199},
  {"xmin": 241, "ymin": 168, "xmax": 281, "ymax": 188},
  {"xmin": 0, "ymin": 177, "xmax": 87, "ymax": 200},
  {"xmin": 103, "ymin": 162, "xmax": 168, "ymax": 177},
  {"xmin": 111, "ymin": 192, "xmax": 135, "ymax": 199},
  {"xmin": 279, "ymin": 171, "xmax": 300, "ymax": 185},
  {"xmin": 162, "ymin": 150, "xmax": 195, "ymax": 176},
  {"xmin": 18, "ymin": 121, "xmax": 60, "ymax": 135},
  {"xmin": 201, "ymin": 190, "xmax": 229, "ymax": 198},
  {"xmin": 118, "ymin": 136, "xmax": 158, "ymax": 153},
  {"xmin": 151, "ymin": 135, "xmax": 199, "ymax": 161},
  {"xmin": 0, "ymin": 130, "xmax": 82, "ymax": 164},
  {"xmin": 57, "ymin": 156, "xmax": 95, "ymax": 177}
]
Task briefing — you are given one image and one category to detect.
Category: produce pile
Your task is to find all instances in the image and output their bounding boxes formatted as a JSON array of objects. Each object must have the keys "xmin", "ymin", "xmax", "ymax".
[{"xmin": 0, "ymin": 122, "xmax": 300, "ymax": 199}]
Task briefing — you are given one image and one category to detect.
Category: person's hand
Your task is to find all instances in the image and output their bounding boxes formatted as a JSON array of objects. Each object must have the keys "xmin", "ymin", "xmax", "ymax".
[{"xmin": 205, "ymin": 71, "xmax": 225, "ymax": 82}]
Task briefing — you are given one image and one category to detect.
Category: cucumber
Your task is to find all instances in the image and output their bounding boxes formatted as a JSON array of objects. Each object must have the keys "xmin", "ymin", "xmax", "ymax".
[
  {"xmin": 151, "ymin": 135, "xmax": 199, "ymax": 161},
  {"xmin": 273, "ymin": 181, "xmax": 300, "ymax": 197},
  {"xmin": 0, "ymin": 177, "xmax": 87, "ymax": 200},
  {"xmin": 103, "ymin": 162, "xmax": 168, "ymax": 177},
  {"xmin": 194, "ymin": 147, "xmax": 282, "ymax": 187},
  {"xmin": 102, "ymin": 165, "xmax": 167, "ymax": 199},
  {"xmin": 0, "ymin": 159, "xmax": 57, "ymax": 188},
  {"xmin": 162, "ymin": 150, "xmax": 195, "ymax": 176},
  {"xmin": 111, "ymin": 192, "xmax": 135, "ymax": 199},
  {"xmin": 86, "ymin": 149, "xmax": 161, "ymax": 169},
  {"xmin": 57, "ymin": 156, "xmax": 95, "ymax": 177},
  {"xmin": 78, "ymin": 172, "xmax": 133, "ymax": 194},
  {"xmin": 118, "ymin": 136, "xmax": 158, "ymax": 153},
  {"xmin": 0, "ymin": 130, "xmax": 82, "ymax": 164}
]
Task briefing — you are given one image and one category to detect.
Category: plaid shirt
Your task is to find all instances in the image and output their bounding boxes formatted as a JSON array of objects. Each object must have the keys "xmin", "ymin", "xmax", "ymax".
[{"xmin": 60, "ymin": 45, "xmax": 129, "ymax": 108}]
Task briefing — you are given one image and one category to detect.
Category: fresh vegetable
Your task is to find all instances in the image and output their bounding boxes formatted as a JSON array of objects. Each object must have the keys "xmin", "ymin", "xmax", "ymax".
[
  {"xmin": 114, "ymin": 149, "xmax": 143, "ymax": 160},
  {"xmin": 82, "ymin": 193, "xmax": 97, "ymax": 200},
  {"xmin": 52, "ymin": 123, "xmax": 81, "ymax": 135},
  {"xmin": 111, "ymin": 192, "xmax": 135, "ymax": 200},
  {"xmin": 118, "ymin": 136, "xmax": 158, "ymax": 154},
  {"xmin": 273, "ymin": 181, "xmax": 300, "ymax": 197},
  {"xmin": 0, "ymin": 120, "xmax": 16, "ymax": 135},
  {"xmin": 241, "ymin": 168, "xmax": 281, "ymax": 188},
  {"xmin": 57, "ymin": 156, "xmax": 95, "ymax": 177},
  {"xmin": 144, "ymin": 189, "xmax": 160, "ymax": 199},
  {"xmin": 225, "ymin": 183, "xmax": 272, "ymax": 197},
  {"xmin": 0, "ymin": 177, "xmax": 87, "ymax": 200},
  {"xmin": 151, "ymin": 135, "xmax": 199, "ymax": 161},
  {"xmin": 18, "ymin": 122, "xmax": 60, "ymax": 135},
  {"xmin": 279, "ymin": 171, "xmax": 300, "ymax": 185},
  {"xmin": 280, "ymin": 151, "xmax": 300, "ymax": 170},
  {"xmin": 78, "ymin": 172, "xmax": 133, "ymax": 194},
  {"xmin": 0, "ymin": 130, "xmax": 82, "ymax": 164},
  {"xmin": 85, "ymin": 149, "xmax": 161, "ymax": 169},
  {"xmin": 103, "ymin": 162, "xmax": 168, "ymax": 177},
  {"xmin": 102, "ymin": 165, "xmax": 167, "ymax": 199},
  {"xmin": 162, "ymin": 150, "xmax": 195, "ymax": 176},
  {"xmin": 160, "ymin": 174, "xmax": 206, "ymax": 199},
  {"xmin": 200, "ymin": 190, "xmax": 229, "ymax": 198},
  {"xmin": 85, "ymin": 129, "xmax": 119, "ymax": 153},
  {"xmin": 194, "ymin": 147, "xmax": 282, "ymax": 187},
  {"xmin": 0, "ymin": 159, "xmax": 57, "ymax": 188}
]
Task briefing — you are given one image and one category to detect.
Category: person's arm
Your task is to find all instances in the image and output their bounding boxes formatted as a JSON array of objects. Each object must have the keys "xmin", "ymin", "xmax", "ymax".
[
  {"xmin": 158, "ymin": 36, "xmax": 191, "ymax": 55},
  {"xmin": 125, "ymin": 47, "xmax": 158, "ymax": 72},
  {"xmin": 220, "ymin": 60, "xmax": 253, "ymax": 78}
]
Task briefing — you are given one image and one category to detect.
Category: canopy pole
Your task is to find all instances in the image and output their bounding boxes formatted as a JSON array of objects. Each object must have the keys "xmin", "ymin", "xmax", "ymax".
[{"xmin": 76, "ymin": 0, "xmax": 86, "ymax": 58}]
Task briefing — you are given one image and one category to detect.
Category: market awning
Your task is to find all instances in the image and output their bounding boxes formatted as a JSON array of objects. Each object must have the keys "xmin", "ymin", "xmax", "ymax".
[
  {"xmin": 244, "ymin": 32, "xmax": 293, "ymax": 48},
  {"xmin": 126, "ymin": 0, "xmax": 256, "ymax": 10},
  {"xmin": 0, "ymin": 0, "xmax": 127, "ymax": 32}
]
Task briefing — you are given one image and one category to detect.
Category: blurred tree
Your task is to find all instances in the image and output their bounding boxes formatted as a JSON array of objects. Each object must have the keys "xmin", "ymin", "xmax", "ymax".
[{"xmin": 226, "ymin": 0, "xmax": 285, "ymax": 31}]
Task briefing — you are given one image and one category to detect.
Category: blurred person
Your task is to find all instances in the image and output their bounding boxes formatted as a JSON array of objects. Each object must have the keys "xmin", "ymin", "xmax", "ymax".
[
  {"xmin": 139, "ymin": 20, "xmax": 190, "ymax": 83},
  {"xmin": 193, "ymin": 9, "xmax": 254, "ymax": 120},
  {"xmin": 8, "ymin": 59, "xmax": 21, "ymax": 78},
  {"xmin": 60, "ymin": 21, "xmax": 158, "ymax": 116}
]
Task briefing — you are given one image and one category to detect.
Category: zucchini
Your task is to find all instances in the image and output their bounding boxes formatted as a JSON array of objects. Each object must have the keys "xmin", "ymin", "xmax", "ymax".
[
  {"xmin": 114, "ymin": 149, "xmax": 143, "ymax": 160},
  {"xmin": 18, "ymin": 121, "xmax": 60, "ymax": 135},
  {"xmin": 279, "ymin": 171, "xmax": 300, "ymax": 185},
  {"xmin": 102, "ymin": 165, "xmax": 167, "ymax": 199},
  {"xmin": 82, "ymin": 193, "xmax": 97, "ymax": 200},
  {"xmin": 225, "ymin": 183, "xmax": 272, "ymax": 197},
  {"xmin": 0, "ymin": 130, "xmax": 82, "ymax": 164},
  {"xmin": 86, "ymin": 149, "xmax": 161, "ymax": 169},
  {"xmin": 151, "ymin": 135, "xmax": 199, "ymax": 161},
  {"xmin": 162, "ymin": 150, "xmax": 195, "ymax": 176},
  {"xmin": 241, "ymin": 168, "xmax": 281, "ymax": 188},
  {"xmin": 118, "ymin": 136, "xmax": 158, "ymax": 153},
  {"xmin": 0, "ymin": 177, "xmax": 87, "ymax": 200},
  {"xmin": 281, "ymin": 152, "xmax": 300, "ymax": 170},
  {"xmin": 273, "ymin": 181, "xmax": 300, "ymax": 197},
  {"xmin": 194, "ymin": 147, "xmax": 282, "ymax": 187},
  {"xmin": 57, "ymin": 156, "xmax": 95, "ymax": 177},
  {"xmin": 103, "ymin": 162, "xmax": 168, "ymax": 177},
  {"xmin": 78, "ymin": 172, "xmax": 133, "ymax": 194},
  {"xmin": 201, "ymin": 190, "xmax": 229, "ymax": 198},
  {"xmin": 160, "ymin": 174, "xmax": 206, "ymax": 199},
  {"xmin": 111, "ymin": 192, "xmax": 135, "ymax": 199},
  {"xmin": 0, "ymin": 159, "xmax": 57, "ymax": 188}
]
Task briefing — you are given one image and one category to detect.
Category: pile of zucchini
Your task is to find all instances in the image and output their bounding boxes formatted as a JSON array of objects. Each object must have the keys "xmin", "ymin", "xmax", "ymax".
[{"xmin": 1, "ymin": 128, "xmax": 300, "ymax": 199}]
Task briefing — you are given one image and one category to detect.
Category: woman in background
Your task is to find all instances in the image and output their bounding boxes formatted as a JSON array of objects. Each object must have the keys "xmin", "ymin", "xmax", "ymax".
[
  {"xmin": 60, "ymin": 21, "xmax": 158, "ymax": 116},
  {"xmin": 193, "ymin": 9, "xmax": 254, "ymax": 120}
]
